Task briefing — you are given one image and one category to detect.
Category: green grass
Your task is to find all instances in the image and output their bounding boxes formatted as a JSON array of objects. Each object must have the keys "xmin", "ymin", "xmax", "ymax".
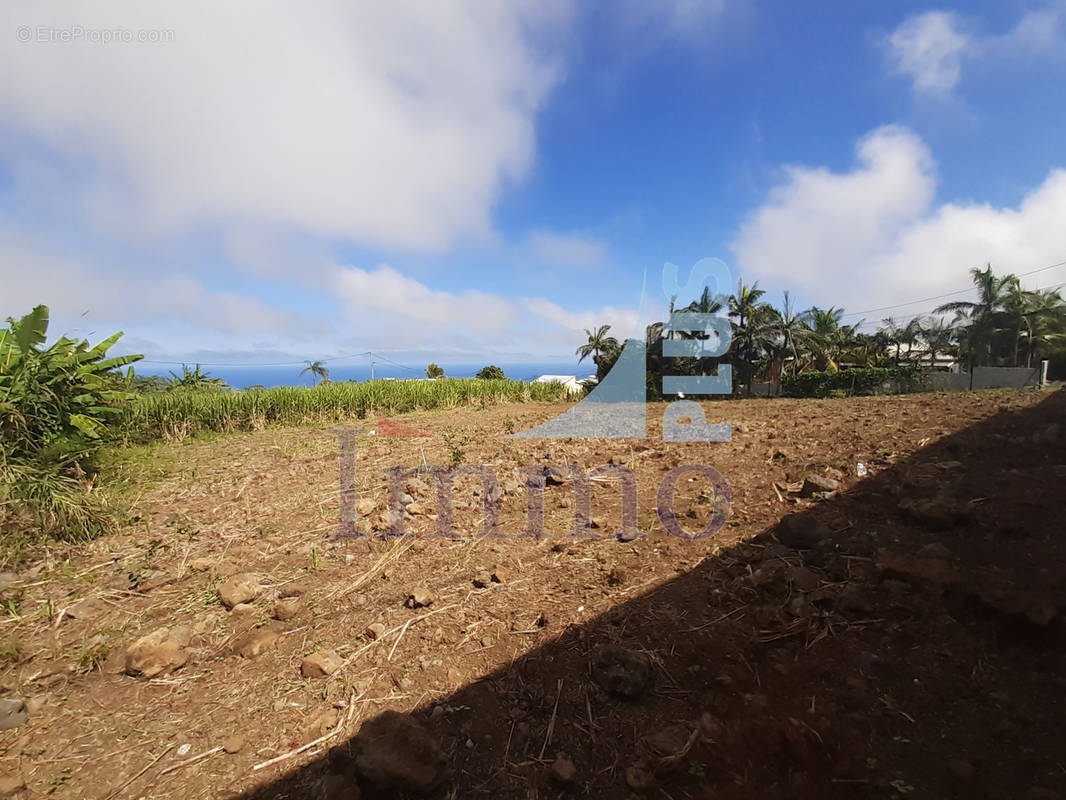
[{"xmin": 122, "ymin": 378, "xmax": 569, "ymax": 440}]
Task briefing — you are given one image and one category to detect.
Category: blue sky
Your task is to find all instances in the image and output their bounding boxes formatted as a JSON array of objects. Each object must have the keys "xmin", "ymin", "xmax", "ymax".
[{"xmin": 2, "ymin": 1, "xmax": 1065, "ymax": 367}]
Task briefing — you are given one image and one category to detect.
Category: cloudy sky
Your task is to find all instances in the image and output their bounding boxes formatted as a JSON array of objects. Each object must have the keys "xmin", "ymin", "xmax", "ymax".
[{"xmin": 2, "ymin": 1, "xmax": 1065, "ymax": 367}]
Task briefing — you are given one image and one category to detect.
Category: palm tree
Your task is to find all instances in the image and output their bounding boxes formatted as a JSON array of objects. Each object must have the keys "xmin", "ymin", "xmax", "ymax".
[
  {"xmin": 919, "ymin": 316, "xmax": 956, "ymax": 367},
  {"xmin": 775, "ymin": 291, "xmax": 810, "ymax": 375},
  {"xmin": 1020, "ymin": 287, "xmax": 1066, "ymax": 367},
  {"xmin": 575, "ymin": 325, "xmax": 619, "ymax": 364},
  {"xmin": 425, "ymin": 363, "xmax": 445, "ymax": 378},
  {"xmin": 936, "ymin": 264, "xmax": 1018, "ymax": 367},
  {"xmin": 728, "ymin": 281, "xmax": 772, "ymax": 394},
  {"xmin": 301, "ymin": 360, "xmax": 329, "ymax": 385},
  {"xmin": 803, "ymin": 306, "xmax": 847, "ymax": 370}
]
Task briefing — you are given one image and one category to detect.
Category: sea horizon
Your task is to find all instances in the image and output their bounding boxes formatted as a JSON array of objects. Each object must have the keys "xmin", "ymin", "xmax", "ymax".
[{"xmin": 136, "ymin": 361, "xmax": 597, "ymax": 389}]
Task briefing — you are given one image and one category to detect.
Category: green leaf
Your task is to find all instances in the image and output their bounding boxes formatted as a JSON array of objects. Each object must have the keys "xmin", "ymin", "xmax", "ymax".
[{"xmin": 13, "ymin": 305, "xmax": 49, "ymax": 354}]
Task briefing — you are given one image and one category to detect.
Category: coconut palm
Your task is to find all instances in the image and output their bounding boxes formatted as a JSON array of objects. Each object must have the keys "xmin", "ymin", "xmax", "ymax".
[
  {"xmin": 301, "ymin": 360, "xmax": 329, "ymax": 385},
  {"xmin": 728, "ymin": 281, "xmax": 773, "ymax": 393},
  {"xmin": 919, "ymin": 316, "xmax": 957, "ymax": 366},
  {"xmin": 936, "ymin": 265, "xmax": 1018, "ymax": 367},
  {"xmin": 575, "ymin": 325, "xmax": 619, "ymax": 364}
]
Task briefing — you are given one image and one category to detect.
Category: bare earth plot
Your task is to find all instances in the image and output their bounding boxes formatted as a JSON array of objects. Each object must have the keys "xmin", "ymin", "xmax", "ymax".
[{"xmin": 1, "ymin": 390, "xmax": 1064, "ymax": 799}]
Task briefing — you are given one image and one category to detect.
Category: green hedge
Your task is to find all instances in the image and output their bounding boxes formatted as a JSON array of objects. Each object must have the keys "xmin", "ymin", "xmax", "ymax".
[{"xmin": 781, "ymin": 366, "xmax": 926, "ymax": 398}]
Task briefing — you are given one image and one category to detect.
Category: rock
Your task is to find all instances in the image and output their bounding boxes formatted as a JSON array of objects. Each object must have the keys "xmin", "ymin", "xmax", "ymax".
[
  {"xmin": 800, "ymin": 474, "xmax": 839, "ymax": 496},
  {"xmin": 304, "ymin": 709, "xmax": 341, "ymax": 741},
  {"xmin": 405, "ymin": 588, "xmax": 433, "ymax": 609},
  {"xmin": 223, "ymin": 735, "xmax": 245, "ymax": 754},
  {"xmin": 472, "ymin": 571, "xmax": 492, "ymax": 589},
  {"xmin": 273, "ymin": 598, "xmax": 302, "ymax": 621},
  {"xmin": 0, "ymin": 699, "xmax": 28, "ymax": 731},
  {"xmin": 824, "ymin": 467, "xmax": 845, "ymax": 482},
  {"xmin": 318, "ymin": 773, "xmax": 362, "ymax": 800},
  {"xmin": 0, "ymin": 773, "xmax": 25, "ymax": 796},
  {"xmin": 625, "ymin": 764, "xmax": 655, "ymax": 792},
  {"xmin": 66, "ymin": 597, "xmax": 105, "ymax": 622},
  {"xmin": 125, "ymin": 626, "xmax": 191, "ymax": 678},
  {"xmin": 947, "ymin": 759, "xmax": 974, "ymax": 782},
  {"xmin": 545, "ymin": 467, "xmax": 567, "ymax": 486},
  {"xmin": 591, "ymin": 644, "xmax": 653, "ymax": 698},
  {"xmin": 356, "ymin": 498, "xmax": 376, "ymax": 516},
  {"xmin": 590, "ymin": 516, "xmax": 606, "ymax": 529},
  {"xmin": 918, "ymin": 542, "xmax": 956, "ymax": 560},
  {"xmin": 188, "ymin": 557, "xmax": 217, "ymax": 572},
  {"xmin": 777, "ymin": 515, "xmax": 831, "ymax": 549},
  {"xmin": 788, "ymin": 565, "xmax": 820, "ymax": 592},
  {"xmin": 898, "ymin": 497, "xmax": 970, "ymax": 530},
  {"xmin": 617, "ymin": 529, "xmax": 645, "ymax": 542},
  {"xmin": 366, "ymin": 623, "xmax": 386, "ymax": 640},
  {"xmin": 353, "ymin": 711, "xmax": 447, "ymax": 792},
  {"xmin": 301, "ymin": 650, "xmax": 343, "ymax": 678},
  {"xmin": 550, "ymin": 753, "xmax": 577, "ymax": 784},
  {"xmin": 405, "ymin": 503, "xmax": 430, "ymax": 516},
  {"xmin": 218, "ymin": 573, "xmax": 263, "ymax": 609},
  {"xmin": 230, "ymin": 602, "xmax": 258, "ymax": 617},
  {"xmin": 876, "ymin": 549, "xmax": 961, "ymax": 589},
  {"xmin": 644, "ymin": 724, "xmax": 693, "ymax": 759},
  {"xmin": 279, "ymin": 580, "xmax": 312, "ymax": 598},
  {"xmin": 491, "ymin": 566, "xmax": 511, "ymax": 583},
  {"xmin": 233, "ymin": 627, "xmax": 281, "ymax": 658}
]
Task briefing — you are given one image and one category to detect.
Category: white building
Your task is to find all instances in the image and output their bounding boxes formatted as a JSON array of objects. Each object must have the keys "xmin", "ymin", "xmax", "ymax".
[{"xmin": 533, "ymin": 374, "xmax": 592, "ymax": 396}]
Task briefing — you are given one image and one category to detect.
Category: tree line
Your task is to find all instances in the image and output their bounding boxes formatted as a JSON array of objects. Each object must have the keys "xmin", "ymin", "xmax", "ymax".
[{"xmin": 577, "ymin": 265, "xmax": 1066, "ymax": 396}]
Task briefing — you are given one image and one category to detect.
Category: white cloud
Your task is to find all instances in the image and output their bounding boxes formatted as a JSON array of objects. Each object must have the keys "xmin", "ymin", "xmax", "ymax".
[
  {"xmin": 731, "ymin": 126, "xmax": 1066, "ymax": 316},
  {"xmin": 887, "ymin": 4, "xmax": 1066, "ymax": 94},
  {"xmin": 526, "ymin": 230, "xmax": 608, "ymax": 267},
  {"xmin": 334, "ymin": 264, "xmax": 514, "ymax": 334},
  {"xmin": 523, "ymin": 297, "xmax": 641, "ymax": 340},
  {"xmin": 0, "ymin": 232, "xmax": 298, "ymax": 335},
  {"xmin": 0, "ymin": 1, "xmax": 569, "ymax": 251},
  {"xmin": 887, "ymin": 11, "xmax": 969, "ymax": 93}
]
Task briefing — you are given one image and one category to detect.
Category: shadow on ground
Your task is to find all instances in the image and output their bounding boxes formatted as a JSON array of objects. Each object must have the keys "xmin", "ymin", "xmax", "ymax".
[{"xmin": 238, "ymin": 391, "xmax": 1066, "ymax": 800}]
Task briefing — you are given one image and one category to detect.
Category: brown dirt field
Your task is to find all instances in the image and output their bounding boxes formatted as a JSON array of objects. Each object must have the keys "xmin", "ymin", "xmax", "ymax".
[{"xmin": 1, "ymin": 389, "xmax": 1065, "ymax": 799}]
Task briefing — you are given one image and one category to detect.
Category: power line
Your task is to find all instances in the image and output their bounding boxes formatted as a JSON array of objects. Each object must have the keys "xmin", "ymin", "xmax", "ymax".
[{"xmin": 841, "ymin": 259, "xmax": 1066, "ymax": 318}]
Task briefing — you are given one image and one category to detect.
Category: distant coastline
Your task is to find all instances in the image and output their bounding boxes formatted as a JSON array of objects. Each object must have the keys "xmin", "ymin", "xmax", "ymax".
[{"xmin": 136, "ymin": 362, "xmax": 596, "ymax": 389}]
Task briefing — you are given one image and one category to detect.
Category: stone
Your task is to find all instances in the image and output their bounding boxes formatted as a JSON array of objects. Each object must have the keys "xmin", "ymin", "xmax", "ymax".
[
  {"xmin": 491, "ymin": 566, "xmax": 511, "ymax": 584},
  {"xmin": 897, "ymin": 497, "xmax": 970, "ymax": 530},
  {"xmin": 188, "ymin": 557, "xmax": 217, "ymax": 572},
  {"xmin": 591, "ymin": 644, "xmax": 653, "ymax": 698},
  {"xmin": 301, "ymin": 650, "xmax": 343, "ymax": 678},
  {"xmin": 356, "ymin": 498, "xmax": 376, "ymax": 516},
  {"xmin": 66, "ymin": 597, "xmax": 105, "ymax": 622},
  {"xmin": 800, "ymin": 474, "xmax": 839, "ymax": 496},
  {"xmin": 405, "ymin": 588, "xmax": 433, "ymax": 609},
  {"xmin": 876, "ymin": 549, "xmax": 961, "ymax": 589},
  {"xmin": 405, "ymin": 503, "xmax": 430, "ymax": 516},
  {"xmin": 0, "ymin": 773, "xmax": 25, "ymax": 796},
  {"xmin": 0, "ymin": 699, "xmax": 28, "ymax": 731},
  {"xmin": 279, "ymin": 580, "xmax": 312, "ymax": 598},
  {"xmin": 223, "ymin": 735, "xmax": 245, "ymax": 754},
  {"xmin": 947, "ymin": 759, "xmax": 974, "ymax": 782},
  {"xmin": 218, "ymin": 573, "xmax": 263, "ymax": 609},
  {"xmin": 776, "ymin": 515, "xmax": 831, "ymax": 549},
  {"xmin": 233, "ymin": 627, "xmax": 281, "ymax": 658},
  {"xmin": 472, "ymin": 571, "xmax": 492, "ymax": 589},
  {"xmin": 273, "ymin": 598, "xmax": 302, "ymax": 621},
  {"xmin": 366, "ymin": 623, "xmax": 386, "ymax": 640},
  {"xmin": 625, "ymin": 764, "xmax": 655, "ymax": 792},
  {"xmin": 353, "ymin": 711, "xmax": 447, "ymax": 793},
  {"xmin": 125, "ymin": 626, "xmax": 191, "ymax": 678},
  {"xmin": 550, "ymin": 753, "xmax": 577, "ymax": 784}
]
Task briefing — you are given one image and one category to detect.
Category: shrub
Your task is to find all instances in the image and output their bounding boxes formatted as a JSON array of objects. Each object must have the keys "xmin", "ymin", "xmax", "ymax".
[
  {"xmin": 781, "ymin": 366, "xmax": 926, "ymax": 398},
  {"xmin": 0, "ymin": 306, "xmax": 142, "ymax": 548},
  {"xmin": 475, "ymin": 365, "xmax": 506, "ymax": 380}
]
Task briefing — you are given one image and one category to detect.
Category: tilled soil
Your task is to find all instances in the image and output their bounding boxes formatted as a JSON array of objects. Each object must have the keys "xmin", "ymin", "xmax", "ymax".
[{"xmin": 1, "ymin": 389, "xmax": 1064, "ymax": 799}]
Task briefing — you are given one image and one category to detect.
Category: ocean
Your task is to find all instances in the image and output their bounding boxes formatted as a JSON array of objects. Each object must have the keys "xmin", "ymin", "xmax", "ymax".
[{"xmin": 137, "ymin": 362, "xmax": 595, "ymax": 389}]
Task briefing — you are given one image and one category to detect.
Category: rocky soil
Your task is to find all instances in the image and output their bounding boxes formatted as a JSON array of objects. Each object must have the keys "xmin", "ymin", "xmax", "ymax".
[{"xmin": 0, "ymin": 389, "xmax": 1063, "ymax": 799}]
